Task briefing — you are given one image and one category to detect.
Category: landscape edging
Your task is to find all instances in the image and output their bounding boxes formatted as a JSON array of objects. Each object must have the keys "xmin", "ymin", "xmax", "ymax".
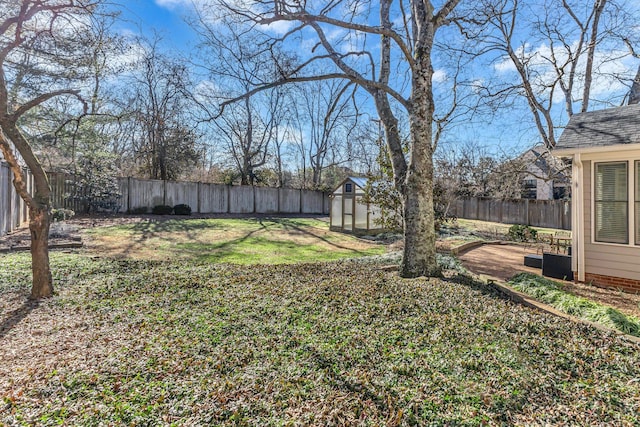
[{"xmin": 452, "ymin": 241, "xmax": 640, "ymax": 345}]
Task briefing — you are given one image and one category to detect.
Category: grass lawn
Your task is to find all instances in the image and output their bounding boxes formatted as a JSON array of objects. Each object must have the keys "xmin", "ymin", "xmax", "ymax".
[
  {"xmin": 82, "ymin": 217, "xmax": 386, "ymax": 263},
  {"xmin": 1, "ymin": 253, "xmax": 639, "ymax": 425}
]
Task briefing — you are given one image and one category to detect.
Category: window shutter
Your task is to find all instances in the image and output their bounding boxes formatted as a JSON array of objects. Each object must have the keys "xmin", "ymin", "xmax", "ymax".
[{"xmin": 594, "ymin": 162, "xmax": 628, "ymax": 244}]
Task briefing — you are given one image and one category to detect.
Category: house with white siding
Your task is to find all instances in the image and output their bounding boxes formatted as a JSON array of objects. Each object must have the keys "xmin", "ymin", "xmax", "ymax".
[{"xmin": 553, "ymin": 104, "xmax": 640, "ymax": 292}]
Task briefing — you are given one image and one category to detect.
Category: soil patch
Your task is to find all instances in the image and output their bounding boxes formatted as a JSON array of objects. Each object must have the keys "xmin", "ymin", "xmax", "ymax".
[{"xmin": 0, "ymin": 223, "xmax": 82, "ymax": 252}]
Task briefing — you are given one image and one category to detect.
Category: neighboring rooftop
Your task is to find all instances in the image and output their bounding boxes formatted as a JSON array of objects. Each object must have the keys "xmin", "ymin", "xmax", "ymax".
[
  {"xmin": 555, "ymin": 104, "xmax": 640, "ymax": 151},
  {"xmin": 522, "ymin": 145, "xmax": 568, "ymax": 177}
]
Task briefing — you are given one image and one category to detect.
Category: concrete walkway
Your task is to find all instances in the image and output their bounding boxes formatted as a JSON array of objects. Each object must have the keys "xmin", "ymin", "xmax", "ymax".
[{"xmin": 458, "ymin": 242, "xmax": 544, "ymax": 281}]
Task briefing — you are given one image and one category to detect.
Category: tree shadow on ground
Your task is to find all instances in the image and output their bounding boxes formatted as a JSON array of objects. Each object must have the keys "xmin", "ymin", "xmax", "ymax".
[
  {"xmin": 274, "ymin": 217, "xmax": 374, "ymax": 253},
  {"xmin": 443, "ymin": 272, "xmax": 513, "ymax": 303},
  {"xmin": 94, "ymin": 216, "xmax": 375, "ymax": 261},
  {"xmin": 109, "ymin": 218, "xmax": 225, "ymax": 257},
  {"xmin": 0, "ymin": 299, "xmax": 39, "ymax": 339}
]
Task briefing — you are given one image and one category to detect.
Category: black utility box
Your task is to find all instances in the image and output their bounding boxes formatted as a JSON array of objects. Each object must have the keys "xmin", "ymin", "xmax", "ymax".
[
  {"xmin": 524, "ymin": 254, "xmax": 543, "ymax": 269},
  {"xmin": 542, "ymin": 253, "xmax": 573, "ymax": 281}
]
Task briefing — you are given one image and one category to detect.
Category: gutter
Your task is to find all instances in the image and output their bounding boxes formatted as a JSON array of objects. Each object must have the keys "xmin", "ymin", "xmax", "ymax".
[
  {"xmin": 554, "ymin": 142, "xmax": 640, "ymax": 157},
  {"xmin": 572, "ymin": 153, "xmax": 585, "ymax": 282}
]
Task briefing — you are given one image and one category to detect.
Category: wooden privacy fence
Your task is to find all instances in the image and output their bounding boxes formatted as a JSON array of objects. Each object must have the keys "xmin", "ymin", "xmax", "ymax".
[
  {"xmin": 0, "ymin": 161, "xmax": 33, "ymax": 236},
  {"xmin": 48, "ymin": 174, "xmax": 330, "ymax": 215},
  {"xmin": 120, "ymin": 178, "xmax": 330, "ymax": 215},
  {"xmin": 49, "ymin": 172, "xmax": 89, "ymax": 213},
  {"xmin": 451, "ymin": 196, "xmax": 571, "ymax": 230}
]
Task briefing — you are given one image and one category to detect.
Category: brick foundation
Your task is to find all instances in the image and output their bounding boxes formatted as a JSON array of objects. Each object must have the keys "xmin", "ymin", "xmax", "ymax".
[{"xmin": 583, "ymin": 273, "xmax": 640, "ymax": 294}]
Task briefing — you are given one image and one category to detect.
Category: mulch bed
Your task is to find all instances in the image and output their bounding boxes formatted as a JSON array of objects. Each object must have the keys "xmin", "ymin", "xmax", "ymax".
[{"xmin": 0, "ymin": 228, "xmax": 82, "ymax": 252}]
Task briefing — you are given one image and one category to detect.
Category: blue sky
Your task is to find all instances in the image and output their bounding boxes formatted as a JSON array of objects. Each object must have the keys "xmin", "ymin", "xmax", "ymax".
[
  {"xmin": 110, "ymin": 0, "xmax": 639, "ymax": 160},
  {"xmin": 114, "ymin": 0, "xmax": 197, "ymax": 49}
]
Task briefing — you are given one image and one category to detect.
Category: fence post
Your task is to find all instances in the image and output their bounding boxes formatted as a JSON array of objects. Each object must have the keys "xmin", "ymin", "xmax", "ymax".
[
  {"xmin": 197, "ymin": 182, "xmax": 201, "ymax": 214},
  {"xmin": 524, "ymin": 199, "xmax": 530, "ymax": 225},
  {"xmin": 163, "ymin": 179, "xmax": 167, "ymax": 206},
  {"xmin": 299, "ymin": 189, "xmax": 303, "ymax": 214},
  {"xmin": 277, "ymin": 188, "xmax": 281, "ymax": 214},
  {"xmin": 226, "ymin": 185, "xmax": 231, "ymax": 213},
  {"xmin": 127, "ymin": 177, "xmax": 132, "ymax": 213}
]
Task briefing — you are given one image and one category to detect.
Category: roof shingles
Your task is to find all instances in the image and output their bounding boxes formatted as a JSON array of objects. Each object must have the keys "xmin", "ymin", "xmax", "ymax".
[{"xmin": 555, "ymin": 104, "xmax": 640, "ymax": 151}]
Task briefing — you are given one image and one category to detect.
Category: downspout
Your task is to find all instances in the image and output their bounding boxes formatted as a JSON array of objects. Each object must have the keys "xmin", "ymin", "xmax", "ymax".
[{"xmin": 572, "ymin": 154, "xmax": 585, "ymax": 282}]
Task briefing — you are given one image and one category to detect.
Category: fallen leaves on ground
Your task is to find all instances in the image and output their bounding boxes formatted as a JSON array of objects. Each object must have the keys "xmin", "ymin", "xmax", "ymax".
[{"xmin": 1, "ymin": 253, "xmax": 639, "ymax": 425}]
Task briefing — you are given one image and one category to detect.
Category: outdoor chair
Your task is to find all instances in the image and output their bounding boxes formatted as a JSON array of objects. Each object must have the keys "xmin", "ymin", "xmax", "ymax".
[{"xmin": 553, "ymin": 232, "xmax": 571, "ymax": 254}]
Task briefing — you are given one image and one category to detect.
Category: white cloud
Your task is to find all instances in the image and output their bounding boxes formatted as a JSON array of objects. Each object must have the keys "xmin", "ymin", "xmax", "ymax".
[
  {"xmin": 433, "ymin": 69, "xmax": 447, "ymax": 83},
  {"xmin": 155, "ymin": 0, "xmax": 209, "ymax": 10},
  {"xmin": 327, "ymin": 28, "xmax": 347, "ymax": 43},
  {"xmin": 194, "ymin": 79, "xmax": 222, "ymax": 103},
  {"xmin": 494, "ymin": 58, "xmax": 517, "ymax": 73},
  {"xmin": 257, "ymin": 20, "xmax": 295, "ymax": 36},
  {"xmin": 471, "ymin": 78, "xmax": 485, "ymax": 93},
  {"xmin": 493, "ymin": 40, "xmax": 637, "ymax": 104}
]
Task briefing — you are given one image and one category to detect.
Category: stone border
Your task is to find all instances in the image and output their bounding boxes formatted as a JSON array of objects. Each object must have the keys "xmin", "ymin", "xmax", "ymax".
[
  {"xmin": 483, "ymin": 274, "xmax": 640, "ymax": 345},
  {"xmin": 0, "ymin": 242, "xmax": 83, "ymax": 253},
  {"xmin": 451, "ymin": 241, "xmax": 640, "ymax": 345},
  {"xmin": 450, "ymin": 239, "xmax": 505, "ymax": 256}
]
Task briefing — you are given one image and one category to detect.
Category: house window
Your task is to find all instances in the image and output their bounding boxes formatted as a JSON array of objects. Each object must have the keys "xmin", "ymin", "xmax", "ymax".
[
  {"xmin": 522, "ymin": 179, "xmax": 537, "ymax": 199},
  {"xmin": 345, "ymin": 183, "xmax": 353, "ymax": 193},
  {"xmin": 553, "ymin": 186, "xmax": 566, "ymax": 200},
  {"xmin": 594, "ymin": 162, "xmax": 628, "ymax": 244}
]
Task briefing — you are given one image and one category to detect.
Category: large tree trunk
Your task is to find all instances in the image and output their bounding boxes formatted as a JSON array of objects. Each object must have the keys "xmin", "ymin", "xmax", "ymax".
[
  {"xmin": 402, "ymin": 115, "xmax": 440, "ymax": 278},
  {"xmin": 0, "ymin": 127, "xmax": 54, "ymax": 298},
  {"xmin": 398, "ymin": 1, "xmax": 440, "ymax": 278},
  {"xmin": 29, "ymin": 204, "xmax": 53, "ymax": 299}
]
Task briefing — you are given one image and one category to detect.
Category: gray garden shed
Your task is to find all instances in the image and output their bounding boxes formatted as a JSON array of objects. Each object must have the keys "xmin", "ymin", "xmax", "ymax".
[{"xmin": 329, "ymin": 177, "xmax": 384, "ymax": 234}]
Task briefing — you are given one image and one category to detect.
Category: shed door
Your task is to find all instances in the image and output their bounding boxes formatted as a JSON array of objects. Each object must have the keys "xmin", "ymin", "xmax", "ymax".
[{"xmin": 343, "ymin": 196, "xmax": 353, "ymax": 231}]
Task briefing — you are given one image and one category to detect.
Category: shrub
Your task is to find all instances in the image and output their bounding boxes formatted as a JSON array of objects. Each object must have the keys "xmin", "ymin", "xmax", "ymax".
[
  {"xmin": 173, "ymin": 204, "xmax": 192, "ymax": 216},
  {"xmin": 51, "ymin": 208, "xmax": 75, "ymax": 222},
  {"xmin": 362, "ymin": 138, "xmax": 455, "ymax": 232},
  {"xmin": 152, "ymin": 205, "xmax": 173, "ymax": 215},
  {"xmin": 69, "ymin": 150, "xmax": 121, "ymax": 214},
  {"xmin": 508, "ymin": 224, "xmax": 537, "ymax": 242},
  {"xmin": 129, "ymin": 206, "xmax": 148, "ymax": 215}
]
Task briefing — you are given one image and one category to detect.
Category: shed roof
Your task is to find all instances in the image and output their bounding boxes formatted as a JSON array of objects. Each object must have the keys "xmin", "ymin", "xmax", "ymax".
[
  {"xmin": 555, "ymin": 104, "xmax": 640, "ymax": 153},
  {"xmin": 348, "ymin": 176, "xmax": 368, "ymax": 189},
  {"xmin": 331, "ymin": 176, "xmax": 369, "ymax": 194}
]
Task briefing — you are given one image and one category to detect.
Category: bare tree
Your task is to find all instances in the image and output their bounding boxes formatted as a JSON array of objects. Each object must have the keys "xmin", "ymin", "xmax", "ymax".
[
  {"xmin": 192, "ymin": 13, "xmax": 292, "ymax": 186},
  {"xmin": 212, "ymin": 91, "xmax": 282, "ymax": 185},
  {"xmin": 295, "ymin": 78, "xmax": 359, "ymax": 189},
  {"xmin": 475, "ymin": 0, "xmax": 639, "ymax": 148},
  {"xmin": 128, "ymin": 37, "xmax": 200, "ymax": 181},
  {"xmin": 0, "ymin": 0, "xmax": 104, "ymax": 298},
  {"xmin": 269, "ymin": 86, "xmax": 294, "ymax": 187},
  {"xmin": 211, "ymin": 0, "xmax": 463, "ymax": 277}
]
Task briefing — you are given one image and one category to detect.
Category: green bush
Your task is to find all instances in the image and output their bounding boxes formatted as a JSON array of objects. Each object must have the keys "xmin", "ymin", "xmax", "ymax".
[
  {"xmin": 508, "ymin": 224, "xmax": 537, "ymax": 242},
  {"xmin": 51, "ymin": 208, "xmax": 75, "ymax": 222},
  {"xmin": 152, "ymin": 205, "xmax": 173, "ymax": 215},
  {"xmin": 173, "ymin": 204, "xmax": 192, "ymax": 215},
  {"xmin": 129, "ymin": 206, "xmax": 148, "ymax": 214}
]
